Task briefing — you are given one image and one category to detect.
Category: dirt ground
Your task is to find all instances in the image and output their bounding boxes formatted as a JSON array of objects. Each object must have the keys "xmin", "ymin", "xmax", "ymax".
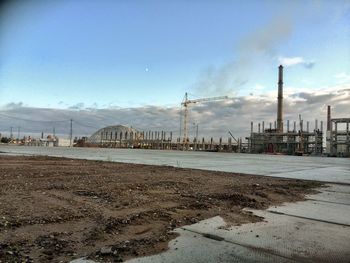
[{"xmin": 0, "ymin": 155, "xmax": 323, "ymax": 263}]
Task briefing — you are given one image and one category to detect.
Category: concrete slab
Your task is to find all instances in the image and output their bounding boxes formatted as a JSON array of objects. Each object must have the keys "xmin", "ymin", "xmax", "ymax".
[
  {"xmin": 270, "ymin": 167, "xmax": 350, "ymax": 184},
  {"xmin": 306, "ymin": 191, "xmax": 350, "ymax": 205},
  {"xmin": 1, "ymin": 146, "xmax": 349, "ymax": 184},
  {"xmin": 71, "ymin": 225, "xmax": 294, "ymax": 263},
  {"xmin": 181, "ymin": 212, "xmax": 350, "ymax": 262},
  {"xmin": 126, "ymin": 227, "xmax": 295, "ymax": 263},
  {"xmin": 267, "ymin": 200, "xmax": 350, "ymax": 226},
  {"xmin": 321, "ymin": 184, "xmax": 350, "ymax": 194}
]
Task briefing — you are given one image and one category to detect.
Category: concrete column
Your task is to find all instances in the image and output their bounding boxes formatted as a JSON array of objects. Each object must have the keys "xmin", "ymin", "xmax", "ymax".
[
  {"xmin": 262, "ymin": 121, "xmax": 265, "ymax": 133},
  {"xmin": 347, "ymin": 122, "xmax": 349, "ymax": 155},
  {"xmin": 335, "ymin": 122, "xmax": 338, "ymax": 155},
  {"xmin": 300, "ymin": 120, "xmax": 303, "ymax": 132},
  {"xmin": 287, "ymin": 120, "xmax": 290, "ymax": 132},
  {"xmin": 250, "ymin": 122, "xmax": 253, "ymax": 153},
  {"xmin": 330, "ymin": 121, "xmax": 333, "ymax": 156}
]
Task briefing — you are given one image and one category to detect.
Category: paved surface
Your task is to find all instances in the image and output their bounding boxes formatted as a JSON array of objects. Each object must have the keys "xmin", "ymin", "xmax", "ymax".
[
  {"xmin": 1, "ymin": 146, "xmax": 349, "ymax": 262},
  {"xmin": 0, "ymin": 146, "xmax": 349, "ymax": 183}
]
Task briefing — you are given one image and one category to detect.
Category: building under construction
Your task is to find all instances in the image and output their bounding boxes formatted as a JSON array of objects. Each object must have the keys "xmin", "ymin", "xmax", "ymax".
[
  {"xmin": 84, "ymin": 124, "xmax": 241, "ymax": 152},
  {"xmin": 80, "ymin": 65, "xmax": 348, "ymax": 156},
  {"xmin": 247, "ymin": 65, "xmax": 324, "ymax": 156},
  {"xmin": 326, "ymin": 106, "xmax": 350, "ymax": 157}
]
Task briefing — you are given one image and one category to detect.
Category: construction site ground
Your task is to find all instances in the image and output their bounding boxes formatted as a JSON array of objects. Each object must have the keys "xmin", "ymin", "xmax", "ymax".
[{"xmin": 0, "ymin": 155, "xmax": 323, "ymax": 263}]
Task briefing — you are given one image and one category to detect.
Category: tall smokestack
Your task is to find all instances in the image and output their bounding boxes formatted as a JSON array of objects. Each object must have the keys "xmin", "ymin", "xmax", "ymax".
[
  {"xmin": 277, "ymin": 65, "xmax": 283, "ymax": 133},
  {"xmin": 327, "ymin": 105, "xmax": 331, "ymax": 131}
]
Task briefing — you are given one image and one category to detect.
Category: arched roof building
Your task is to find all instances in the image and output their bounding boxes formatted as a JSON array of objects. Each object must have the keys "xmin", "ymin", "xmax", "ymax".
[{"xmin": 87, "ymin": 125, "xmax": 140, "ymax": 144}]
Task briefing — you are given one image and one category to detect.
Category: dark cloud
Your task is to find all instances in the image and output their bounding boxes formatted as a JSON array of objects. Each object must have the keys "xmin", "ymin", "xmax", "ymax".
[
  {"xmin": 68, "ymin": 102, "xmax": 85, "ymax": 110},
  {"xmin": 4, "ymin": 102, "xmax": 24, "ymax": 109}
]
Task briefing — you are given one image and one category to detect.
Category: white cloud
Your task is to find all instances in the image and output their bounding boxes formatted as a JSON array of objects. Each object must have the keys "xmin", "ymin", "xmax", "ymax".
[{"xmin": 278, "ymin": 56, "xmax": 315, "ymax": 68}]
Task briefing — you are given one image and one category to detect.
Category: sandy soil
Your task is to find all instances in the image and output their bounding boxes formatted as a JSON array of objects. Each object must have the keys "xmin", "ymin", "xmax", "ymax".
[{"xmin": 0, "ymin": 155, "xmax": 323, "ymax": 263}]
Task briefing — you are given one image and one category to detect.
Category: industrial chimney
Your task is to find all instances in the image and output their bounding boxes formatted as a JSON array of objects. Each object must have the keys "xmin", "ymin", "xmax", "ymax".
[
  {"xmin": 327, "ymin": 105, "xmax": 331, "ymax": 131},
  {"xmin": 277, "ymin": 65, "xmax": 283, "ymax": 133}
]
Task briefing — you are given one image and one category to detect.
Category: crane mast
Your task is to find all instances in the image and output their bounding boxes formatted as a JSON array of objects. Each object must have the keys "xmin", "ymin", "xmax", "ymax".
[{"xmin": 181, "ymin": 92, "xmax": 228, "ymax": 148}]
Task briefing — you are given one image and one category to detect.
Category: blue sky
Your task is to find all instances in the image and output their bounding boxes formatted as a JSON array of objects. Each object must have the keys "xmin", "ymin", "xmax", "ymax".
[{"xmin": 0, "ymin": 0, "xmax": 349, "ymax": 109}]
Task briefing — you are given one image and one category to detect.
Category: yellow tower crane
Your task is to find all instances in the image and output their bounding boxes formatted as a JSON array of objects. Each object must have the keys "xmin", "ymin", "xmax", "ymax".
[{"xmin": 181, "ymin": 92, "xmax": 228, "ymax": 147}]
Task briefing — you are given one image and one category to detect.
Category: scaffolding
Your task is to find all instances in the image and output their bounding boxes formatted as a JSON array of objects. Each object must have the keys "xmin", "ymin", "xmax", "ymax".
[
  {"xmin": 328, "ymin": 118, "xmax": 350, "ymax": 157},
  {"xmin": 247, "ymin": 120, "xmax": 323, "ymax": 155}
]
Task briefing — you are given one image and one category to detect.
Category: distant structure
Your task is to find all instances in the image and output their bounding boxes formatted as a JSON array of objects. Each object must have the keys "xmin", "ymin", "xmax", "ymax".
[
  {"xmin": 23, "ymin": 135, "xmax": 70, "ymax": 147},
  {"xmin": 87, "ymin": 125, "xmax": 141, "ymax": 146},
  {"xmin": 326, "ymin": 106, "xmax": 350, "ymax": 157},
  {"xmin": 85, "ymin": 124, "xmax": 240, "ymax": 151},
  {"xmin": 247, "ymin": 65, "xmax": 324, "ymax": 155}
]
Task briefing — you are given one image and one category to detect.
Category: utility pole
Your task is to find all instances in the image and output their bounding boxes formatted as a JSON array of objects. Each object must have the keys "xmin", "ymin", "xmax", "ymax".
[
  {"xmin": 53, "ymin": 127, "xmax": 56, "ymax": 137},
  {"xmin": 70, "ymin": 119, "xmax": 73, "ymax": 147},
  {"xmin": 195, "ymin": 123, "xmax": 199, "ymax": 151},
  {"xmin": 10, "ymin": 127, "xmax": 13, "ymax": 139},
  {"xmin": 17, "ymin": 127, "xmax": 20, "ymax": 140}
]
